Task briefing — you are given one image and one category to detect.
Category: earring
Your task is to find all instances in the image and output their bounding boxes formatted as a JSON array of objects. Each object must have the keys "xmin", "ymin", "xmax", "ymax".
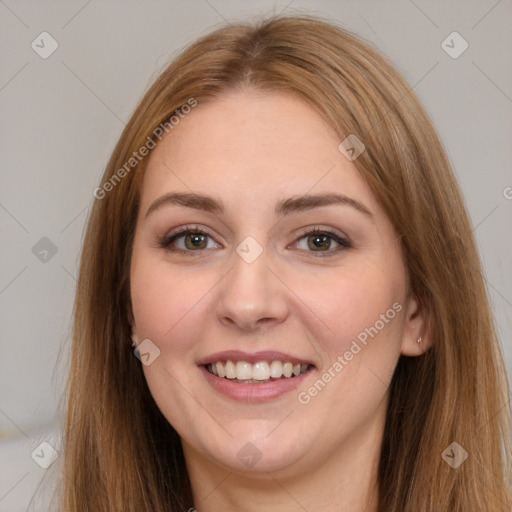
[
  {"xmin": 131, "ymin": 332, "xmax": 139, "ymax": 348},
  {"xmin": 417, "ymin": 336, "xmax": 422, "ymax": 344}
]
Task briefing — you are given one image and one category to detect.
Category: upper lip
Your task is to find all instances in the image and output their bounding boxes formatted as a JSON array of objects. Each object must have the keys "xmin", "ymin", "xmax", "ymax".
[{"xmin": 197, "ymin": 350, "xmax": 316, "ymax": 367}]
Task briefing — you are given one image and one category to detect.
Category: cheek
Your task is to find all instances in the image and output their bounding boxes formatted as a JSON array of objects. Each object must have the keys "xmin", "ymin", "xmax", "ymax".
[
  {"xmin": 292, "ymin": 266, "xmax": 406, "ymax": 428},
  {"xmin": 298, "ymin": 263, "xmax": 405, "ymax": 348},
  {"xmin": 288, "ymin": 257, "xmax": 407, "ymax": 410},
  {"xmin": 130, "ymin": 254, "xmax": 214, "ymax": 420},
  {"xmin": 130, "ymin": 251, "xmax": 217, "ymax": 354}
]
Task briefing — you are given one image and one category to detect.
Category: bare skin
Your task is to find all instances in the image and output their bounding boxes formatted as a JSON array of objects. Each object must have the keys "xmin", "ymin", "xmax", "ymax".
[{"xmin": 129, "ymin": 90, "xmax": 430, "ymax": 511}]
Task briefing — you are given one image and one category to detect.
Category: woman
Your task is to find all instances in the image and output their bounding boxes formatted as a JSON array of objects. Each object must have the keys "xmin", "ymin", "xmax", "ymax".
[{"xmin": 59, "ymin": 15, "xmax": 511, "ymax": 511}]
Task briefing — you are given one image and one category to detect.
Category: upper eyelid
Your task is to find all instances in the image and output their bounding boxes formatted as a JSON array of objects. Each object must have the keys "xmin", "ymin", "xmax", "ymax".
[{"xmin": 164, "ymin": 225, "xmax": 216, "ymax": 241}]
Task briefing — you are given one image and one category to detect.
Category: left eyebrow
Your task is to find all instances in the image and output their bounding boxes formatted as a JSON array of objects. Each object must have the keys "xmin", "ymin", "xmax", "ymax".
[
  {"xmin": 275, "ymin": 193, "xmax": 373, "ymax": 218},
  {"xmin": 145, "ymin": 192, "xmax": 373, "ymax": 219}
]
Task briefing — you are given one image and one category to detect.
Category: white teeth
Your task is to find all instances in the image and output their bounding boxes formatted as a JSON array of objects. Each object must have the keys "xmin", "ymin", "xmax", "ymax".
[
  {"xmin": 269, "ymin": 361, "xmax": 283, "ymax": 378},
  {"xmin": 215, "ymin": 362, "xmax": 225, "ymax": 378},
  {"xmin": 207, "ymin": 360, "xmax": 310, "ymax": 381},
  {"xmin": 236, "ymin": 361, "xmax": 252, "ymax": 380},
  {"xmin": 225, "ymin": 360, "xmax": 236, "ymax": 379},
  {"xmin": 253, "ymin": 361, "xmax": 270, "ymax": 380}
]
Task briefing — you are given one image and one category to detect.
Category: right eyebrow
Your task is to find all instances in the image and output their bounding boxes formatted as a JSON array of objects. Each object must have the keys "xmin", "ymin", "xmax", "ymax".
[{"xmin": 145, "ymin": 192, "xmax": 223, "ymax": 218}]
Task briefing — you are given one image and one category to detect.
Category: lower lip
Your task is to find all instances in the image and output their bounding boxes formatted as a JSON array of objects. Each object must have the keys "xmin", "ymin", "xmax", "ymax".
[{"xmin": 199, "ymin": 365, "xmax": 314, "ymax": 403}]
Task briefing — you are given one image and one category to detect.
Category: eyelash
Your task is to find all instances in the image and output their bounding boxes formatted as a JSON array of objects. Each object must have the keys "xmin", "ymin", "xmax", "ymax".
[{"xmin": 157, "ymin": 224, "xmax": 352, "ymax": 257}]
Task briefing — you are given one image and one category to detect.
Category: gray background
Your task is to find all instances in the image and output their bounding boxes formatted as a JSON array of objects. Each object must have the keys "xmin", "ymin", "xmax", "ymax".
[{"xmin": 1, "ymin": 1, "xmax": 511, "ymax": 509}]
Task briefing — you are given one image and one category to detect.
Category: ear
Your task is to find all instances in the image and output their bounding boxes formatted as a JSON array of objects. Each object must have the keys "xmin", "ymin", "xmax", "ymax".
[
  {"xmin": 130, "ymin": 330, "xmax": 139, "ymax": 348},
  {"xmin": 400, "ymin": 294, "xmax": 432, "ymax": 356},
  {"xmin": 128, "ymin": 310, "xmax": 139, "ymax": 347}
]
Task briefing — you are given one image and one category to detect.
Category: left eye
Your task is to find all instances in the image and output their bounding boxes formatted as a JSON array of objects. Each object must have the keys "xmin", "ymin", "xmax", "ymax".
[{"xmin": 293, "ymin": 230, "xmax": 351, "ymax": 253}]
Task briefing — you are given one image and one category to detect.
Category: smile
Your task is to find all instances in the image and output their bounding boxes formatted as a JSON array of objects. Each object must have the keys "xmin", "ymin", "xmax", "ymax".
[
  {"xmin": 206, "ymin": 360, "xmax": 312, "ymax": 383},
  {"xmin": 197, "ymin": 350, "xmax": 315, "ymax": 402}
]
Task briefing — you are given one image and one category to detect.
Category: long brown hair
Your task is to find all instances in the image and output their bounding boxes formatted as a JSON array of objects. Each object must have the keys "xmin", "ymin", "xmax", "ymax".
[{"xmin": 58, "ymin": 15, "xmax": 512, "ymax": 511}]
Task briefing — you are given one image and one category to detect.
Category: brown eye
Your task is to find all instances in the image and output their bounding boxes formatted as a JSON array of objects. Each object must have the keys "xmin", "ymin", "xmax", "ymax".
[
  {"xmin": 307, "ymin": 233, "xmax": 332, "ymax": 251},
  {"xmin": 294, "ymin": 229, "xmax": 351, "ymax": 255},
  {"xmin": 159, "ymin": 227, "xmax": 220, "ymax": 254},
  {"xmin": 183, "ymin": 232, "xmax": 208, "ymax": 250}
]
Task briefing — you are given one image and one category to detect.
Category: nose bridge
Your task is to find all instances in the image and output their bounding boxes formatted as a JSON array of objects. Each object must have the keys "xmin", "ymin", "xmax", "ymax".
[{"xmin": 215, "ymin": 238, "xmax": 289, "ymax": 330}]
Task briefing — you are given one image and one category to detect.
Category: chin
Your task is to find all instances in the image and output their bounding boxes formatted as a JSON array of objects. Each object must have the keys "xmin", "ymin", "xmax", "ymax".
[{"xmin": 208, "ymin": 425, "xmax": 311, "ymax": 475}]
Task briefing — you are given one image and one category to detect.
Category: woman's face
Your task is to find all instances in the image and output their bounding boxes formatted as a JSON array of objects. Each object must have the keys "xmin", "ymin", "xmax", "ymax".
[{"xmin": 130, "ymin": 90, "xmax": 424, "ymax": 477}]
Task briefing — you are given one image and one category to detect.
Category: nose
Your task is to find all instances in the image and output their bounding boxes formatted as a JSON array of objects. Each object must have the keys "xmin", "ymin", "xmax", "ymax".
[{"xmin": 215, "ymin": 245, "xmax": 290, "ymax": 332}]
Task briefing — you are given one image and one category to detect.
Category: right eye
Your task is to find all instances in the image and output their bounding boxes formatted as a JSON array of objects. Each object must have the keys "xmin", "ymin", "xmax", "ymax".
[{"xmin": 158, "ymin": 226, "xmax": 222, "ymax": 255}]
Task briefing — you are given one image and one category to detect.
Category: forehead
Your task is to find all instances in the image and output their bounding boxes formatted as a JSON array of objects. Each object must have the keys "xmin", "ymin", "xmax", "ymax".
[{"xmin": 140, "ymin": 90, "xmax": 378, "ymax": 216}]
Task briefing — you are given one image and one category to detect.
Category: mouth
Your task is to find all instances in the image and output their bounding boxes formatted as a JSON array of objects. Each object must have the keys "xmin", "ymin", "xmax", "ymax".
[
  {"xmin": 204, "ymin": 360, "xmax": 313, "ymax": 384},
  {"xmin": 197, "ymin": 351, "xmax": 316, "ymax": 401}
]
